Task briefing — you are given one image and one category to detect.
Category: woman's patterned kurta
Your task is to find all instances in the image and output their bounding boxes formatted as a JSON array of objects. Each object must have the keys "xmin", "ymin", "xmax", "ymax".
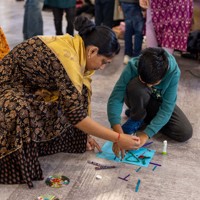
[{"xmin": 0, "ymin": 37, "xmax": 88, "ymax": 188}]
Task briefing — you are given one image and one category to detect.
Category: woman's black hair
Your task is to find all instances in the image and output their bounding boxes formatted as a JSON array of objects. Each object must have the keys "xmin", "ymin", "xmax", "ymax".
[
  {"xmin": 74, "ymin": 16, "xmax": 120, "ymax": 57},
  {"xmin": 138, "ymin": 47, "xmax": 169, "ymax": 84}
]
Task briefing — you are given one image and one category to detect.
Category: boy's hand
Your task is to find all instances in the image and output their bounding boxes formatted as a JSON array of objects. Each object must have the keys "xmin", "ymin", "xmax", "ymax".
[{"xmin": 136, "ymin": 131, "xmax": 149, "ymax": 147}]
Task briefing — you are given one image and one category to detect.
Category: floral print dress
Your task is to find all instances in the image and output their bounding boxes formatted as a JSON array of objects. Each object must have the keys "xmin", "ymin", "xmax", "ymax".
[{"xmin": 0, "ymin": 37, "xmax": 88, "ymax": 188}]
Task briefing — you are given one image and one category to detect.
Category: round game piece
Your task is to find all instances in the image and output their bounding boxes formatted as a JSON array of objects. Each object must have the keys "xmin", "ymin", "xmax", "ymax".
[{"xmin": 45, "ymin": 175, "xmax": 70, "ymax": 188}]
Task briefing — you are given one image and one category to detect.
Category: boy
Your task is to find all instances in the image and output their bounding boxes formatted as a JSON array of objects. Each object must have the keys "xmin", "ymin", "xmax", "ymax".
[{"xmin": 107, "ymin": 48, "xmax": 192, "ymax": 156}]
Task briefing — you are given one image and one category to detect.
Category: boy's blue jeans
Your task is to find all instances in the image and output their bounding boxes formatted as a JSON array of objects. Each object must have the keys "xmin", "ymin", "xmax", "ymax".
[
  {"xmin": 121, "ymin": 3, "xmax": 144, "ymax": 57},
  {"xmin": 23, "ymin": 0, "xmax": 44, "ymax": 40}
]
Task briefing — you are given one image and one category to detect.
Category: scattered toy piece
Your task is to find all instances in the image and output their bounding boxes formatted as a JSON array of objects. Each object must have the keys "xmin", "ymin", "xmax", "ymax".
[
  {"xmin": 135, "ymin": 179, "xmax": 141, "ymax": 192},
  {"xmin": 37, "ymin": 194, "xmax": 59, "ymax": 200},
  {"xmin": 96, "ymin": 175, "xmax": 102, "ymax": 180},
  {"xmin": 45, "ymin": 175, "xmax": 70, "ymax": 188}
]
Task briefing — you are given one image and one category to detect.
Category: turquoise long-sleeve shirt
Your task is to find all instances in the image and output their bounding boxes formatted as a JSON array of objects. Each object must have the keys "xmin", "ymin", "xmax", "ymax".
[{"xmin": 107, "ymin": 51, "xmax": 180, "ymax": 138}]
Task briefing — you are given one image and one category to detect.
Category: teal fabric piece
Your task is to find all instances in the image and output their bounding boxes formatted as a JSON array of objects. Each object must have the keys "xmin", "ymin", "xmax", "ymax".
[
  {"xmin": 44, "ymin": 0, "xmax": 76, "ymax": 8},
  {"xmin": 96, "ymin": 141, "xmax": 156, "ymax": 167}
]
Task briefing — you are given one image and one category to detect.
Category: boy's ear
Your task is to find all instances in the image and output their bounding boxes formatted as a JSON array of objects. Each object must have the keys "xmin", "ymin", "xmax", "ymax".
[{"xmin": 87, "ymin": 46, "xmax": 99, "ymax": 58}]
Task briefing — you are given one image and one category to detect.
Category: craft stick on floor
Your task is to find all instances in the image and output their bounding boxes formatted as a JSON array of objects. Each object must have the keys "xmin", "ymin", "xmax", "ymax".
[
  {"xmin": 118, "ymin": 174, "xmax": 130, "ymax": 181},
  {"xmin": 135, "ymin": 179, "xmax": 141, "ymax": 192},
  {"xmin": 142, "ymin": 141, "xmax": 153, "ymax": 147}
]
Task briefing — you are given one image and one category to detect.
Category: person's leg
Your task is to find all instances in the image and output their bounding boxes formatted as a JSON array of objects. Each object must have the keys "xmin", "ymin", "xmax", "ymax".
[
  {"xmin": 123, "ymin": 78, "xmax": 152, "ymax": 134},
  {"xmin": 23, "ymin": 0, "xmax": 44, "ymax": 40},
  {"xmin": 102, "ymin": 0, "xmax": 115, "ymax": 28},
  {"xmin": 132, "ymin": 4, "xmax": 144, "ymax": 57},
  {"xmin": 145, "ymin": 97, "xmax": 193, "ymax": 142},
  {"xmin": 121, "ymin": 3, "xmax": 135, "ymax": 58},
  {"xmin": 146, "ymin": 2, "xmax": 158, "ymax": 48},
  {"xmin": 160, "ymin": 105, "xmax": 193, "ymax": 142},
  {"xmin": 65, "ymin": 7, "xmax": 76, "ymax": 36},
  {"xmin": 95, "ymin": 0, "xmax": 103, "ymax": 26},
  {"xmin": 52, "ymin": 7, "xmax": 64, "ymax": 35}
]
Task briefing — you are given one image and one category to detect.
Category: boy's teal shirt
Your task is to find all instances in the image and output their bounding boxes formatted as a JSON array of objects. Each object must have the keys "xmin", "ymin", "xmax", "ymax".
[{"xmin": 107, "ymin": 51, "xmax": 181, "ymax": 138}]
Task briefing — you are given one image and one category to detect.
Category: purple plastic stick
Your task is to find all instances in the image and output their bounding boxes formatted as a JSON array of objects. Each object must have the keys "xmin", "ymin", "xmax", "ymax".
[
  {"xmin": 150, "ymin": 162, "xmax": 161, "ymax": 166},
  {"xmin": 118, "ymin": 174, "xmax": 130, "ymax": 181},
  {"xmin": 142, "ymin": 141, "xmax": 153, "ymax": 147}
]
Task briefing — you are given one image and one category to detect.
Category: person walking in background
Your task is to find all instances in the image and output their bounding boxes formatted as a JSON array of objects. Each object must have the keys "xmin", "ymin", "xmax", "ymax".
[
  {"xmin": 45, "ymin": 0, "xmax": 76, "ymax": 35},
  {"xmin": 0, "ymin": 16, "xmax": 140, "ymax": 188},
  {"xmin": 139, "ymin": 0, "xmax": 193, "ymax": 54},
  {"xmin": 119, "ymin": 0, "xmax": 144, "ymax": 64},
  {"xmin": 23, "ymin": 0, "xmax": 44, "ymax": 40},
  {"xmin": 95, "ymin": 0, "xmax": 115, "ymax": 28}
]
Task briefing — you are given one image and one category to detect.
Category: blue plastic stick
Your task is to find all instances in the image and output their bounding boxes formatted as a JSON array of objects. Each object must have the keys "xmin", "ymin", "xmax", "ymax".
[
  {"xmin": 135, "ymin": 179, "xmax": 141, "ymax": 192},
  {"xmin": 135, "ymin": 167, "xmax": 142, "ymax": 172},
  {"xmin": 152, "ymin": 165, "xmax": 157, "ymax": 171}
]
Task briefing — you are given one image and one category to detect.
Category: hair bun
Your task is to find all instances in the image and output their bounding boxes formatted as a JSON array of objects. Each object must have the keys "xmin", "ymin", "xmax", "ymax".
[{"xmin": 74, "ymin": 16, "xmax": 96, "ymax": 36}]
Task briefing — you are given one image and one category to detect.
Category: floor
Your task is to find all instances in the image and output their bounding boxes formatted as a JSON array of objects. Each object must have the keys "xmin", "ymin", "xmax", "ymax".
[{"xmin": 0, "ymin": 1, "xmax": 200, "ymax": 200}]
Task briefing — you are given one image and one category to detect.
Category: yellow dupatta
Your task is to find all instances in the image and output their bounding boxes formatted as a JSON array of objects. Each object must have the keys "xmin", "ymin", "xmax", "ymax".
[
  {"xmin": 0, "ymin": 27, "xmax": 10, "ymax": 60},
  {"xmin": 38, "ymin": 34, "xmax": 94, "ymax": 116}
]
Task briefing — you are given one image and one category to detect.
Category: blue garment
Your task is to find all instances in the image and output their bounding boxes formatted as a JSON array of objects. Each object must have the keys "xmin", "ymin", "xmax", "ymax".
[
  {"xmin": 122, "ymin": 118, "xmax": 143, "ymax": 134},
  {"xmin": 107, "ymin": 51, "xmax": 181, "ymax": 138},
  {"xmin": 121, "ymin": 2, "xmax": 144, "ymax": 57},
  {"xmin": 23, "ymin": 0, "xmax": 44, "ymax": 40}
]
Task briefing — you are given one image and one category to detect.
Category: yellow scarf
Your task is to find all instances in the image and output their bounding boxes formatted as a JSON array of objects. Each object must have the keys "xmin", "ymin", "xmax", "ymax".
[
  {"xmin": 0, "ymin": 27, "xmax": 10, "ymax": 60},
  {"xmin": 38, "ymin": 34, "xmax": 94, "ymax": 116}
]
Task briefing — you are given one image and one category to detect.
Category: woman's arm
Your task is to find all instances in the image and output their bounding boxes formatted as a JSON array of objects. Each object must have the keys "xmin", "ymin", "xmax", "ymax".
[{"xmin": 75, "ymin": 116, "xmax": 140, "ymax": 150}]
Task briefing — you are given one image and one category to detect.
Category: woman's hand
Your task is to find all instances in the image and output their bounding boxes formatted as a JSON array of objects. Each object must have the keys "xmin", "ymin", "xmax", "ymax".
[
  {"xmin": 113, "ymin": 134, "xmax": 141, "ymax": 159},
  {"xmin": 112, "ymin": 142, "xmax": 125, "ymax": 159},
  {"xmin": 86, "ymin": 135, "xmax": 102, "ymax": 152},
  {"xmin": 117, "ymin": 134, "xmax": 141, "ymax": 150}
]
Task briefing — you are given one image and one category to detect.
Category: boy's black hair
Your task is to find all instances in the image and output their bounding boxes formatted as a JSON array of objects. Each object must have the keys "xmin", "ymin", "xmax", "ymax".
[{"xmin": 138, "ymin": 48, "xmax": 169, "ymax": 84}]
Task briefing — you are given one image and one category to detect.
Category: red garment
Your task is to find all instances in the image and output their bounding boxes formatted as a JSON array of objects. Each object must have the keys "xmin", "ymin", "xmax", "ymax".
[{"xmin": 151, "ymin": 0, "xmax": 193, "ymax": 51}]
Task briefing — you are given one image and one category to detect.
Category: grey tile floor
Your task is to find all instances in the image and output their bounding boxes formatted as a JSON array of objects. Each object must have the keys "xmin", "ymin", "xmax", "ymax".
[{"xmin": 0, "ymin": 1, "xmax": 200, "ymax": 200}]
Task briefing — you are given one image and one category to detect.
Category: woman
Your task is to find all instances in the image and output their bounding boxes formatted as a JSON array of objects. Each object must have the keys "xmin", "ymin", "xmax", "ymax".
[{"xmin": 0, "ymin": 16, "xmax": 140, "ymax": 188}]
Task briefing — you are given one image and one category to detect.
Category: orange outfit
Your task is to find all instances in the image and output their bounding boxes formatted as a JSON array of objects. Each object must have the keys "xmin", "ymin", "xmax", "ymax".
[{"xmin": 0, "ymin": 27, "xmax": 10, "ymax": 60}]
